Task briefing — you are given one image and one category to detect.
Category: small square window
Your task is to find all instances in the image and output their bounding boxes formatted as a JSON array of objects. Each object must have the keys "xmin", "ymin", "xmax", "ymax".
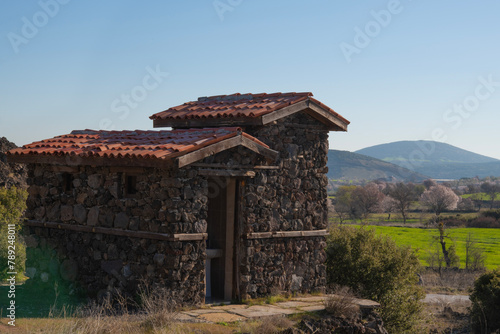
[
  {"xmin": 125, "ymin": 175, "xmax": 138, "ymax": 196},
  {"xmin": 63, "ymin": 173, "xmax": 73, "ymax": 192}
]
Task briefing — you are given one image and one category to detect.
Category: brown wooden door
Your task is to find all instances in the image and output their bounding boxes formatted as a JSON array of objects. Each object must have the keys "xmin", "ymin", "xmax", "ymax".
[{"xmin": 206, "ymin": 178, "xmax": 236, "ymax": 302}]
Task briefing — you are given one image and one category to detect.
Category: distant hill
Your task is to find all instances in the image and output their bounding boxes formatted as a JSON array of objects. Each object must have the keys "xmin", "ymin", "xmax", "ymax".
[
  {"xmin": 356, "ymin": 141, "xmax": 500, "ymax": 179},
  {"xmin": 415, "ymin": 161, "xmax": 500, "ymax": 179},
  {"xmin": 327, "ymin": 150, "xmax": 428, "ymax": 182}
]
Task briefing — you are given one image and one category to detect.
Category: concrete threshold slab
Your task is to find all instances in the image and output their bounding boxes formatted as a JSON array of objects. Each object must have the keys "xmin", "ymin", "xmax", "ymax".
[
  {"xmin": 293, "ymin": 296, "xmax": 326, "ymax": 303},
  {"xmin": 274, "ymin": 300, "xmax": 318, "ymax": 308},
  {"xmin": 198, "ymin": 312, "xmax": 245, "ymax": 323},
  {"xmin": 183, "ymin": 308, "xmax": 226, "ymax": 317},
  {"xmin": 298, "ymin": 304, "xmax": 325, "ymax": 312}
]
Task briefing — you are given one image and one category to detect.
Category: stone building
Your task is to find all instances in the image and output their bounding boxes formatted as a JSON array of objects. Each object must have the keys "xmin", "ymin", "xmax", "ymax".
[{"xmin": 8, "ymin": 92, "xmax": 349, "ymax": 305}]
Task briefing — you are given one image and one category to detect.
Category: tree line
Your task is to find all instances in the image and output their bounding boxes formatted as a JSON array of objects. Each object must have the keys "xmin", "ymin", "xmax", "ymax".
[{"xmin": 332, "ymin": 179, "xmax": 500, "ymax": 223}]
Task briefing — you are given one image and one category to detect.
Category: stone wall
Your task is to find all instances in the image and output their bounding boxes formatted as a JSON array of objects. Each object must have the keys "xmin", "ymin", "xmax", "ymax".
[
  {"xmin": 239, "ymin": 237, "xmax": 327, "ymax": 298},
  {"xmin": 239, "ymin": 112, "xmax": 330, "ymax": 298},
  {"xmin": 24, "ymin": 164, "xmax": 208, "ymax": 305}
]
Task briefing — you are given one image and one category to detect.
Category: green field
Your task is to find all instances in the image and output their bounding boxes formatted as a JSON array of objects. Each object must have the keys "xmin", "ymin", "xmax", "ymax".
[{"xmin": 358, "ymin": 225, "xmax": 500, "ymax": 270}]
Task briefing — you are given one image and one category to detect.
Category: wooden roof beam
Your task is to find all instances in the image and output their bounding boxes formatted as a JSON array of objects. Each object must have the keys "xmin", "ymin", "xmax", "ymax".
[
  {"xmin": 306, "ymin": 101, "xmax": 349, "ymax": 131},
  {"xmin": 176, "ymin": 135, "xmax": 278, "ymax": 168}
]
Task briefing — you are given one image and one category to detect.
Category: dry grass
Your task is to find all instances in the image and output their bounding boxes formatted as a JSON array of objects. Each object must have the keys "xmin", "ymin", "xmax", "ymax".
[
  {"xmin": 420, "ymin": 297, "xmax": 471, "ymax": 333},
  {"xmin": 12, "ymin": 283, "xmax": 188, "ymax": 334},
  {"xmin": 420, "ymin": 268, "xmax": 483, "ymax": 294},
  {"xmin": 4, "ymin": 283, "xmax": 299, "ymax": 334},
  {"xmin": 238, "ymin": 316, "xmax": 294, "ymax": 334},
  {"xmin": 323, "ymin": 286, "xmax": 360, "ymax": 320}
]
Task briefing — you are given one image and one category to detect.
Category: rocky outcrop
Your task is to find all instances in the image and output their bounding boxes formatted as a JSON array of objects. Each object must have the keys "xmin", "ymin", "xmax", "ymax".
[{"xmin": 0, "ymin": 137, "xmax": 27, "ymax": 188}]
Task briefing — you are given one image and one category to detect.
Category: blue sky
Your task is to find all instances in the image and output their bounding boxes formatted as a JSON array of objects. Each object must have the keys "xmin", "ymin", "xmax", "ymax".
[{"xmin": 1, "ymin": 1, "xmax": 500, "ymax": 159}]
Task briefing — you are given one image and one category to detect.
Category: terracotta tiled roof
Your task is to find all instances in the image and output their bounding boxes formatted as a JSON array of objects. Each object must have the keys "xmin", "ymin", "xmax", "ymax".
[
  {"xmin": 150, "ymin": 92, "xmax": 313, "ymax": 120},
  {"xmin": 7, "ymin": 128, "xmax": 269, "ymax": 164},
  {"xmin": 149, "ymin": 92, "xmax": 350, "ymax": 130}
]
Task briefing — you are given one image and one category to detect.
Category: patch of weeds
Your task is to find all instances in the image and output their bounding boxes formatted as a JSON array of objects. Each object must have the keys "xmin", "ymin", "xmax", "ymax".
[{"xmin": 324, "ymin": 286, "xmax": 360, "ymax": 320}]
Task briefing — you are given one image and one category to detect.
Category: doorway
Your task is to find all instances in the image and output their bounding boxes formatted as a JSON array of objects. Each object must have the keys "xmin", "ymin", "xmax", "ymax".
[{"xmin": 205, "ymin": 178, "xmax": 236, "ymax": 303}]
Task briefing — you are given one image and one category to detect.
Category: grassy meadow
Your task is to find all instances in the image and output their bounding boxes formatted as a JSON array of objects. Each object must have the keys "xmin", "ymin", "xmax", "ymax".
[{"xmin": 357, "ymin": 225, "xmax": 500, "ymax": 269}]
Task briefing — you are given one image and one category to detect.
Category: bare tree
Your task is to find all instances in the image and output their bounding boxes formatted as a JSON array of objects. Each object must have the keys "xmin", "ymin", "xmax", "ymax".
[
  {"xmin": 432, "ymin": 221, "xmax": 460, "ymax": 269},
  {"xmin": 465, "ymin": 232, "xmax": 486, "ymax": 271},
  {"xmin": 386, "ymin": 183, "xmax": 416, "ymax": 224},
  {"xmin": 458, "ymin": 197, "xmax": 475, "ymax": 212},
  {"xmin": 420, "ymin": 185, "xmax": 460, "ymax": 216},
  {"xmin": 352, "ymin": 183, "xmax": 385, "ymax": 219}
]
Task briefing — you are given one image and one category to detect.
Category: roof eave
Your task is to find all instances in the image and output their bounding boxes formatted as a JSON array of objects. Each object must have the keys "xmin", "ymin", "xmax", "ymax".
[
  {"xmin": 153, "ymin": 117, "xmax": 263, "ymax": 129},
  {"xmin": 6, "ymin": 153, "xmax": 176, "ymax": 169},
  {"xmin": 305, "ymin": 100, "xmax": 349, "ymax": 132},
  {"xmin": 6, "ymin": 134, "xmax": 278, "ymax": 169}
]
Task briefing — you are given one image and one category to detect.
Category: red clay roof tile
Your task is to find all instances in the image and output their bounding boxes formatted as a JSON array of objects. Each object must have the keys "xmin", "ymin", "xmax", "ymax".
[
  {"xmin": 7, "ymin": 128, "xmax": 268, "ymax": 164},
  {"xmin": 150, "ymin": 92, "xmax": 314, "ymax": 121}
]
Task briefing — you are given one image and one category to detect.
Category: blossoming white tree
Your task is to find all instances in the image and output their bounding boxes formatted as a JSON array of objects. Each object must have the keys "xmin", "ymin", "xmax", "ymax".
[{"xmin": 420, "ymin": 185, "xmax": 460, "ymax": 216}]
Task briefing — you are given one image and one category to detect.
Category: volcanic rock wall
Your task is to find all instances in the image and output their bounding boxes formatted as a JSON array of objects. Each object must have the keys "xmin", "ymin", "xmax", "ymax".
[
  {"xmin": 239, "ymin": 112, "xmax": 330, "ymax": 298},
  {"xmin": 24, "ymin": 165, "xmax": 208, "ymax": 304}
]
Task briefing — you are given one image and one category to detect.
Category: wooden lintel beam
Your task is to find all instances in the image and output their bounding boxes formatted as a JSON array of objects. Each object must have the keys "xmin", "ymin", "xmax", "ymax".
[
  {"xmin": 244, "ymin": 229, "xmax": 328, "ymax": 240},
  {"xmin": 25, "ymin": 220, "xmax": 207, "ymax": 241},
  {"xmin": 49, "ymin": 165, "xmax": 80, "ymax": 173},
  {"xmin": 197, "ymin": 169, "xmax": 256, "ymax": 177},
  {"xmin": 191, "ymin": 163, "xmax": 279, "ymax": 170},
  {"xmin": 109, "ymin": 167, "xmax": 146, "ymax": 174}
]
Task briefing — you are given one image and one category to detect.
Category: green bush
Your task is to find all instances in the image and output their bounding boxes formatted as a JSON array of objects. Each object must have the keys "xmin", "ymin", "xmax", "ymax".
[
  {"xmin": 0, "ymin": 186, "xmax": 27, "ymax": 281},
  {"xmin": 326, "ymin": 226, "xmax": 424, "ymax": 333},
  {"xmin": 470, "ymin": 268, "xmax": 500, "ymax": 333}
]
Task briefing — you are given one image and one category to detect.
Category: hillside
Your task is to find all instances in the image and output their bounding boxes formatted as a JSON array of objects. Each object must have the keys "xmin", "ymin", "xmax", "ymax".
[
  {"xmin": 327, "ymin": 150, "xmax": 428, "ymax": 182},
  {"xmin": 416, "ymin": 161, "xmax": 500, "ymax": 179},
  {"xmin": 356, "ymin": 140, "xmax": 498, "ymax": 165},
  {"xmin": 356, "ymin": 141, "xmax": 500, "ymax": 179}
]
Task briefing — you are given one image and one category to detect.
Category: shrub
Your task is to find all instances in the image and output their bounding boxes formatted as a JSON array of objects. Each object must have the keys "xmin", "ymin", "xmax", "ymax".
[
  {"xmin": 0, "ymin": 186, "xmax": 27, "ymax": 281},
  {"xmin": 439, "ymin": 218, "xmax": 466, "ymax": 227},
  {"xmin": 468, "ymin": 217, "xmax": 500, "ymax": 229},
  {"xmin": 326, "ymin": 226, "xmax": 424, "ymax": 333},
  {"xmin": 470, "ymin": 268, "xmax": 500, "ymax": 333},
  {"xmin": 481, "ymin": 209, "xmax": 500, "ymax": 220}
]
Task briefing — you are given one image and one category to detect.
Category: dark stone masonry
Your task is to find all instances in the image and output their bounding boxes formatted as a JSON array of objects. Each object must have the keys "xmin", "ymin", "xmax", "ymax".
[{"xmin": 9, "ymin": 92, "xmax": 349, "ymax": 306}]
